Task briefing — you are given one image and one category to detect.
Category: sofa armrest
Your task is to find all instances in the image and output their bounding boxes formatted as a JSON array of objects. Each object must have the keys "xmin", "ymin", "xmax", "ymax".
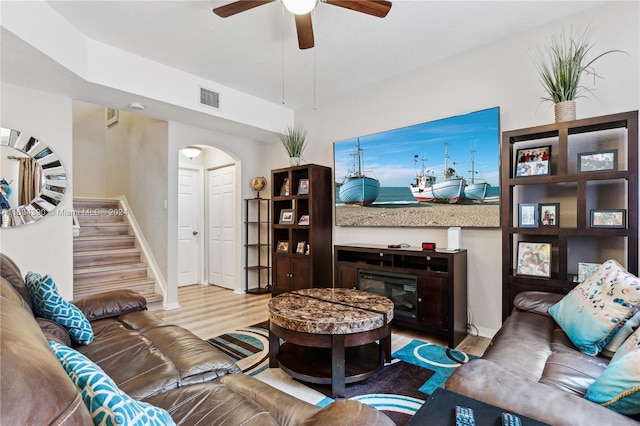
[
  {"xmin": 513, "ymin": 291, "xmax": 564, "ymax": 317},
  {"xmin": 446, "ymin": 359, "xmax": 637, "ymax": 426},
  {"xmin": 302, "ymin": 400, "xmax": 395, "ymax": 426},
  {"xmin": 217, "ymin": 374, "xmax": 320, "ymax": 425},
  {"xmin": 72, "ymin": 290, "xmax": 147, "ymax": 321},
  {"xmin": 218, "ymin": 374, "xmax": 394, "ymax": 426},
  {"xmin": 36, "ymin": 317, "xmax": 72, "ymax": 346}
]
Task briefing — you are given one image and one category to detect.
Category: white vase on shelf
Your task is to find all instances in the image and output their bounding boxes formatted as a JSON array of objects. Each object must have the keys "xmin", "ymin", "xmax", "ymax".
[{"xmin": 289, "ymin": 157, "xmax": 301, "ymax": 166}]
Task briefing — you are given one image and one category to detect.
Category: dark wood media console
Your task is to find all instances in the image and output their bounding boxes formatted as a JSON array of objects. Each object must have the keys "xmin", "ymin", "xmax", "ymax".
[{"xmin": 334, "ymin": 244, "xmax": 468, "ymax": 348}]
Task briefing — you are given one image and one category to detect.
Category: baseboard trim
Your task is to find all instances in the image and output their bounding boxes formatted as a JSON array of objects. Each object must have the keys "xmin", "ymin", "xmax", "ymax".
[
  {"xmin": 164, "ymin": 301, "xmax": 181, "ymax": 311},
  {"xmin": 475, "ymin": 326, "xmax": 498, "ymax": 339}
]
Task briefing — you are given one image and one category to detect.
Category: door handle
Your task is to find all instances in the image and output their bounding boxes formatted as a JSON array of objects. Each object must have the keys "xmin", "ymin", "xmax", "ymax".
[{"xmin": 193, "ymin": 231, "xmax": 198, "ymax": 236}]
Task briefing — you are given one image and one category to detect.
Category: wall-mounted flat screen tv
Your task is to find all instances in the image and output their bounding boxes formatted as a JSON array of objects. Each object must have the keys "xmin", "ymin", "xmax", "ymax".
[{"xmin": 333, "ymin": 106, "xmax": 500, "ymax": 228}]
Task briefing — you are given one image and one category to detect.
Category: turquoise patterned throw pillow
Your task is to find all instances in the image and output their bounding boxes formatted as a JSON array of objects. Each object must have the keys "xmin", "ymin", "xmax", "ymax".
[
  {"xmin": 548, "ymin": 259, "xmax": 640, "ymax": 356},
  {"xmin": 49, "ymin": 341, "xmax": 175, "ymax": 426},
  {"xmin": 586, "ymin": 327, "xmax": 640, "ymax": 414},
  {"xmin": 25, "ymin": 271, "xmax": 94, "ymax": 345}
]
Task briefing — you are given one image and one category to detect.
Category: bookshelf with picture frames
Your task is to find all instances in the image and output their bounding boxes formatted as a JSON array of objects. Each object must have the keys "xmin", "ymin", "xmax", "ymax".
[
  {"xmin": 271, "ymin": 164, "xmax": 333, "ymax": 296},
  {"xmin": 501, "ymin": 111, "xmax": 638, "ymax": 320}
]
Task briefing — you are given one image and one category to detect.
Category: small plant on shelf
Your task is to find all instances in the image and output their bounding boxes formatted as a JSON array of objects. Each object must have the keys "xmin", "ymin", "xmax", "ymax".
[
  {"xmin": 530, "ymin": 26, "xmax": 624, "ymax": 122},
  {"xmin": 279, "ymin": 125, "xmax": 308, "ymax": 166}
]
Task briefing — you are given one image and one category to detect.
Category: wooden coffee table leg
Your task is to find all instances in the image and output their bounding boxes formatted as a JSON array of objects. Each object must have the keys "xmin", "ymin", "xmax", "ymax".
[
  {"xmin": 382, "ymin": 330, "xmax": 392, "ymax": 363},
  {"xmin": 332, "ymin": 334, "xmax": 346, "ymax": 398},
  {"xmin": 269, "ymin": 328, "xmax": 280, "ymax": 368}
]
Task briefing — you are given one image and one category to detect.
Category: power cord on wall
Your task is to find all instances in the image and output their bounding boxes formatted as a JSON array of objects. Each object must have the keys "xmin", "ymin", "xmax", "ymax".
[{"xmin": 466, "ymin": 307, "xmax": 479, "ymax": 337}]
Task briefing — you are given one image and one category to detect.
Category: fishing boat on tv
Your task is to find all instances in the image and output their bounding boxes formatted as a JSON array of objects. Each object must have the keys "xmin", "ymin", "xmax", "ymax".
[
  {"xmin": 338, "ymin": 139, "xmax": 380, "ymax": 206},
  {"xmin": 409, "ymin": 143, "xmax": 466, "ymax": 203},
  {"xmin": 464, "ymin": 149, "xmax": 491, "ymax": 201}
]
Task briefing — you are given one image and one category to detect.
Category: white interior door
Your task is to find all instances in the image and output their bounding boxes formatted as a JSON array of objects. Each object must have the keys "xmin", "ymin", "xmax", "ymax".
[
  {"xmin": 207, "ymin": 165, "xmax": 236, "ymax": 289},
  {"xmin": 178, "ymin": 167, "xmax": 202, "ymax": 286}
]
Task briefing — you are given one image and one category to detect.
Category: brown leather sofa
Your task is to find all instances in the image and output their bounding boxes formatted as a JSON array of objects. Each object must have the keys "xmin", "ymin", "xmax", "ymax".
[
  {"xmin": 0, "ymin": 253, "xmax": 393, "ymax": 425},
  {"xmin": 445, "ymin": 291, "xmax": 639, "ymax": 426}
]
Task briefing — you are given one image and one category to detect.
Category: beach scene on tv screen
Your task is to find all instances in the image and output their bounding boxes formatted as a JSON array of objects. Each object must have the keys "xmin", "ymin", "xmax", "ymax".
[{"xmin": 333, "ymin": 107, "xmax": 500, "ymax": 228}]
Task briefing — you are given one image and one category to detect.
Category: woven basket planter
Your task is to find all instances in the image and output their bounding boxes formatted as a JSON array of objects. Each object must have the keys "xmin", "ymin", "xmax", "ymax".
[{"xmin": 554, "ymin": 100, "xmax": 576, "ymax": 123}]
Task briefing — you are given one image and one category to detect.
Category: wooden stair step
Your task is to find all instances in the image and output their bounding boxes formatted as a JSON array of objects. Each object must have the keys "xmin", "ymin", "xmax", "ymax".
[
  {"xmin": 74, "ymin": 235, "xmax": 136, "ymax": 251},
  {"xmin": 73, "ymin": 247, "xmax": 141, "ymax": 258},
  {"xmin": 146, "ymin": 293, "xmax": 164, "ymax": 311},
  {"xmin": 78, "ymin": 222, "xmax": 130, "ymax": 236},
  {"xmin": 74, "ymin": 262, "xmax": 148, "ymax": 285},
  {"xmin": 76, "ymin": 212, "xmax": 128, "ymax": 224},
  {"xmin": 73, "ymin": 248, "xmax": 141, "ymax": 268},
  {"xmin": 73, "ymin": 277, "xmax": 156, "ymax": 297},
  {"xmin": 73, "ymin": 197, "xmax": 164, "ymax": 310},
  {"xmin": 74, "ymin": 199, "xmax": 121, "ymax": 209}
]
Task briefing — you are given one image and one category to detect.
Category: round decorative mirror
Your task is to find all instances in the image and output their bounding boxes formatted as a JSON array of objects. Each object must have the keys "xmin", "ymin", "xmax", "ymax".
[{"xmin": 0, "ymin": 127, "xmax": 67, "ymax": 227}]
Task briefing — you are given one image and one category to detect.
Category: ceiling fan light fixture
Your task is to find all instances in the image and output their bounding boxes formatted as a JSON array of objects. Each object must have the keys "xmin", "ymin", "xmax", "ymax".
[
  {"xmin": 181, "ymin": 146, "xmax": 202, "ymax": 159},
  {"xmin": 282, "ymin": 0, "xmax": 317, "ymax": 15}
]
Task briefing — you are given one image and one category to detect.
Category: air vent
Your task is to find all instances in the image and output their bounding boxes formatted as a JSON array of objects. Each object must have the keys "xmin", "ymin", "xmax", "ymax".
[{"xmin": 199, "ymin": 86, "xmax": 220, "ymax": 109}]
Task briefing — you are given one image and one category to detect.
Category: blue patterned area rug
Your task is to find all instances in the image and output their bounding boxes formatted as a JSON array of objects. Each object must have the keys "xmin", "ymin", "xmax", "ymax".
[{"xmin": 207, "ymin": 322, "xmax": 478, "ymax": 425}]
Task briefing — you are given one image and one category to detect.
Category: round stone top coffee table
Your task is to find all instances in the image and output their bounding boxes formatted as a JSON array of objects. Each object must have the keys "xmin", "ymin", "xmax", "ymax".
[{"xmin": 268, "ymin": 288, "xmax": 394, "ymax": 398}]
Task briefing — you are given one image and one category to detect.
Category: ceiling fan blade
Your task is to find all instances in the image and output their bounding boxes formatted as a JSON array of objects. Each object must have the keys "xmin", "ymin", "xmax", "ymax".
[
  {"xmin": 324, "ymin": 0, "xmax": 391, "ymax": 18},
  {"xmin": 295, "ymin": 14, "xmax": 315, "ymax": 50},
  {"xmin": 213, "ymin": 0, "xmax": 275, "ymax": 18}
]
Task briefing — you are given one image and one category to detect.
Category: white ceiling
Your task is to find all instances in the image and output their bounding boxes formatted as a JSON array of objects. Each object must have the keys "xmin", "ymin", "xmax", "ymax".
[{"xmin": 35, "ymin": 0, "xmax": 604, "ymax": 111}]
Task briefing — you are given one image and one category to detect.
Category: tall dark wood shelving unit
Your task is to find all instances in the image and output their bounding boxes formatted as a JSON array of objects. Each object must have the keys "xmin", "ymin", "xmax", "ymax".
[
  {"xmin": 501, "ymin": 110, "xmax": 638, "ymax": 320},
  {"xmin": 244, "ymin": 197, "xmax": 271, "ymax": 294},
  {"xmin": 271, "ymin": 164, "xmax": 333, "ymax": 296}
]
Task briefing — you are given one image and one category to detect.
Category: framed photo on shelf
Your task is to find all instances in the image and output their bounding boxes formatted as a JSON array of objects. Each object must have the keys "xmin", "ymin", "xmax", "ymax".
[
  {"xmin": 516, "ymin": 242, "xmax": 551, "ymax": 278},
  {"xmin": 539, "ymin": 203, "xmax": 559, "ymax": 227},
  {"xmin": 276, "ymin": 241, "xmax": 289, "ymax": 253},
  {"xmin": 298, "ymin": 214, "xmax": 310, "ymax": 225},
  {"xmin": 514, "ymin": 146, "xmax": 551, "ymax": 177},
  {"xmin": 280, "ymin": 178, "xmax": 290, "ymax": 196},
  {"xmin": 518, "ymin": 203, "xmax": 539, "ymax": 228},
  {"xmin": 296, "ymin": 241, "xmax": 306, "ymax": 254},
  {"xmin": 297, "ymin": 179, "xmax": 309, "ymax": 195},
  {"xmin": 590, "ymin": 209, "xmax": 626, "ymax": 228},
  {"xmin": 279, "ymin": 209, "xmax": 295, "ymax": 224},
  {"xmin": 577, "ymin": 262, "xmax": 602, "ymax": 283},
  {"xmin": 578, "ymin": 149, "xmax": 617, "ymax": 173}
]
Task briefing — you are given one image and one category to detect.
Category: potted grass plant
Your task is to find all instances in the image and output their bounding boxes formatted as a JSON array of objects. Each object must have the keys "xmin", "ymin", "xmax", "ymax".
[
  {"xmin": 531, "ymin": 26, "xmax": 624, "ymax": 123},
  {"xmin": 279, "ymin": 125, "xmax": 308, "ymax": 166}
]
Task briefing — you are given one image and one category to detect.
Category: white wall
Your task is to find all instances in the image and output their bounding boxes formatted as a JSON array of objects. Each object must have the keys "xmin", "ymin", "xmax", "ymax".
[
  {"xmin": 0, "ymin": 83, "xmax": 75, "ymax": 299},
  {"xmin": 121, "ymin": 115, "xmax": 170, "ymax": 282},
  {"xmin": 2, "ymin": 0, "xmax": 293, "ymax": 135},
  {"xmin": 178, "ymin": 145, "xmax": 236, "ymax": 169},
  {"xmin": 73, "ymin": 104, "xmax": 170, "ymax": 285},
  {"xmin": 71, "ymin": 102, "xmax": 276, "ymax": 307},
  {"xmin": 73, "ymin": 101, "xmax": 108, "ymax": 197},
  {"xmin": 167, "ymin": 122, "xmax": 275, "ymax": 305},
  {"xmin": 289, "ymin": 2, "xmax": 640, "ymax": 336}
]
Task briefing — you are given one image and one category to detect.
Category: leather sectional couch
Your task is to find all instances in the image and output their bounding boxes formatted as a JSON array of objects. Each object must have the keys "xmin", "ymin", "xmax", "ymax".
[
  {"xmin": 445, "ymin": 291, "xmax": 639, "ymax": 425},
  {"xmin": 0, "ymin": 253, "xmax": 393, "ymax": 425}
]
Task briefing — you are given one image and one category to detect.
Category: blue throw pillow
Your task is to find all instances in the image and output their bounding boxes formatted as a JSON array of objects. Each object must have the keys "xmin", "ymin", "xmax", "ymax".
[
  {"xmin": 548, "ymin": 259, "xmax": 640, "ymax": 356},
  {"xmin": 25, "ymin": 271, "xmax": 94, "ymax": 345},
  {"xmin": 586, "ymin": 327, "xmax": 640, "ymax": 414},
  {"xmin": 49, "ymin": 341, "xmax": 175, "ymax": 426}
]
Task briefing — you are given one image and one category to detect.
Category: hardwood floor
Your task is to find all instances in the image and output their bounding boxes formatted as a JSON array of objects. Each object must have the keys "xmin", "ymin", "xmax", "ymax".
[
  {"xmin": 154, "ymin": 284, "xmax": 271, "ymax": 340},
  {"xmin": 155, "ymin": 284, "xmax": 491, "ymax": 357}
]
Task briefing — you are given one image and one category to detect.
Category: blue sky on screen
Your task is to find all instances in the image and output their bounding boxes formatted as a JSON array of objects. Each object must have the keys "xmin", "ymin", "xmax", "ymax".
[{"xmin": 334, "ymin": 107, "xmax": 500, "ymax": 188}]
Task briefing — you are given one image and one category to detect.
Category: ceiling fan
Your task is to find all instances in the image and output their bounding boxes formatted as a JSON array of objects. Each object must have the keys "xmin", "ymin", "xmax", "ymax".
[{"xmin": 213, "ymin": 0, "xmax": 392, "ymax": 50}]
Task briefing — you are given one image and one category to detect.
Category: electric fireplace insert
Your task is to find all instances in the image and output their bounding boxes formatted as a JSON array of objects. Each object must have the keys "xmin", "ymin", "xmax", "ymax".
[{"xmin": 357, "ymin": 269, "xmax": 418, "ymax": 323}]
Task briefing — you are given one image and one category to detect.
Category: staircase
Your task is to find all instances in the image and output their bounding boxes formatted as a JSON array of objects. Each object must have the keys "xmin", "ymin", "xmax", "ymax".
[{"xmin": 73, "ymin": 198, "xmax": 164, "ymax": 311}]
